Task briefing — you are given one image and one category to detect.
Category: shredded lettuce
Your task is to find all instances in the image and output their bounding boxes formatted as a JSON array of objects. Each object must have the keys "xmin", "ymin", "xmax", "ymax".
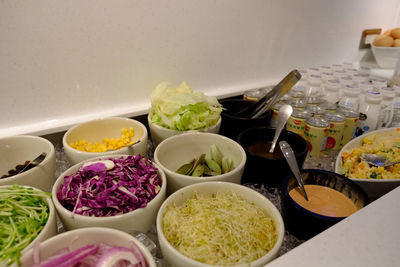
[
  {"xmin": 0, "ymin": 185, "xmax": 50, "ymax": 266},
  {"xmin": 56, "ymin": 155, "xmax": 162, "ymax": 217},
  {"xmin": 149, "ymin": 82, "xmax": 223, "ymax": 131}
]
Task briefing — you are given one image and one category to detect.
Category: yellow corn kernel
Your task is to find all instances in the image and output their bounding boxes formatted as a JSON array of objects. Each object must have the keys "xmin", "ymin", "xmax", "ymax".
[{"xmin": 69, "ymin": 127, "xmax": 136, "ymax": 152}]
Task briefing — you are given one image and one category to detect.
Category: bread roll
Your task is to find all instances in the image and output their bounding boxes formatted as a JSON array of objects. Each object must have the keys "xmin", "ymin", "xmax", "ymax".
[
  {"xmin": 391, "ymin": 28, "xmax": 400, "ymax": 39},
  {"xmin": 373, "ymin": 35, "xmax": 394, "ymax": 47},
  {"xmin": 393, "ymin": 39, "xmax": 400, "ymax": 47},
  {"xmin": 384, "ymin": 29, "xmax": 392, "ymax": 36}
]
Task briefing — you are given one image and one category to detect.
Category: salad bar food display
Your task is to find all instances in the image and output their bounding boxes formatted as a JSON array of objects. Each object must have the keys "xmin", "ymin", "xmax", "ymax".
[{"xmin": 1, "ymin": 71, "xmax": 400, "ymax": 266}]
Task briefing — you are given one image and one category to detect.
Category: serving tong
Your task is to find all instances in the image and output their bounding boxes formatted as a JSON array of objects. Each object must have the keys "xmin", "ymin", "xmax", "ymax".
[{"xmin": 234, "ymin": 69, "xmax": 302, "ymax": 119}]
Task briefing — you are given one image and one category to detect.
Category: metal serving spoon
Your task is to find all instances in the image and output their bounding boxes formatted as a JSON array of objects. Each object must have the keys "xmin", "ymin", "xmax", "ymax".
[
  {"xmin": 279, "ymin": 141, "xmax": 309, "ymax": 201},
  {"xmin": 16, "ymin": 152, "xmax": 47, "ymax": 175},
  {"xmin": 269, "ymin": 104, "xmax": 293, "ymax": 153},
  {"xmin": 360, "ymin": 153, "xmax": 400, "ymax": 167},
  {"xmin": 106, "ymin": 140, "xmax": 141, "ymax": 152}
]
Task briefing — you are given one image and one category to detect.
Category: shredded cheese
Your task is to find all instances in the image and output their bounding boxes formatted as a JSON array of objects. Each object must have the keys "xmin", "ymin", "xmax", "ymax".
[{"xmin": 162, "ymin": 191, "xmax": 277, "ymax": 266}]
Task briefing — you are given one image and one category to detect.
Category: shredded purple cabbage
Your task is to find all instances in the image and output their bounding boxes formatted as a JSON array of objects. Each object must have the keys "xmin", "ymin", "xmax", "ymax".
[{"xmin": 57, "ymin": 155, "xmax": 162, "ymax": 217}]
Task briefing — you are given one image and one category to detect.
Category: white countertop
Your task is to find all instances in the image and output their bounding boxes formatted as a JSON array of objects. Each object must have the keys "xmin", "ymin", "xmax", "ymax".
[{"xmin": 267, "ymin": 186, "xmax": 400, "ymax": 267}]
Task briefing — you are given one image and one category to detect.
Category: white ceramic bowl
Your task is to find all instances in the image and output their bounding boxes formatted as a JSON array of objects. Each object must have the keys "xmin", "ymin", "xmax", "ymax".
[
  {"xmin": 1, "ymin": 185, "xmax": 57, "ymax": 267},
  {"xmin": 154, "ymin": 132, "xmax": 246, "ymax": 195},
  {"xmin": 148, "ymin": 115, "xmax": 221, "ymax": 147},
  {"xmin": 156, "ymin": 181, "xmax": 285, "ymax": 267},
  {"xmin": 52, "ymin": 155, "xmax": 167, "ymax": 233},
  {"xmin": 0, "ymin": 135, "xmax": 56, "ymax": 192},
  {"xmin": 18, "ymin": 227, "xmax": 156, "ymax": 267},
  {"xmin": 371, "ymin": 44, "xmax": 400, "ymax": 69},
  {"xmin": 63, "ymin": 117, "xmax": 148, "ymax": 165},
  {"xmin": 335, "ymin": 127, "xmax": 400, "ymax": 199}
]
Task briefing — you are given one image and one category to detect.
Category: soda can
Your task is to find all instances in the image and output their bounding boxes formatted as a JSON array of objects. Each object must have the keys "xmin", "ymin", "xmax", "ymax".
[
  {"xmin": 305, "ymin": 96, "xmax": 323, "ymax": 106},
  {"xmin": 323, "ymin": 102, "xmax": 337, "ymax": 114},
  {"xmin": 290, "ymin": 98, "xmax": 307, "ymax": 110},
  {"xmin": 286, "ymin": 109, "xmax": 310, "ymax": 138},
  {"xmin": 290, "ymin": 90, "xmax": 306, "ymax": 100},
  {"xmin": 280, "ymin": 94, "xmax": 292, "ymax": 104},
  {"xmin": 243, "ymin": 88, "xmax": 265, "ymax": 102},
  {"xmin": 324, "ymin": 113, "xmax": 345, "ymax": 150},
  {"xmin": 304, "ymin": 117, "xmax": 330, "ymax": 157},
  {"xmin": 306, "ymin": 105, "xmax": 326, "ymax": 117},
  {"xmin": 269, "ymin": 102, "xmax": 283, "ymax": 128},
  {"xmin": 338, "ymin": 109, "xmax": 359, "ymax": 147}
]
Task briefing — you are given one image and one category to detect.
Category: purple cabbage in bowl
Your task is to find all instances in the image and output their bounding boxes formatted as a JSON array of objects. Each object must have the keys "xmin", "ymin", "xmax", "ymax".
[{"xmin": 57, "ymin": 155, "xmax": 162, "ymax": 217}]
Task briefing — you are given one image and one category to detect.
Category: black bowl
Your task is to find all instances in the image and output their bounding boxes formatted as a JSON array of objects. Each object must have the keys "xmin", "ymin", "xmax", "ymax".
[
  {"xmin": 219, "ymin": 98, "xmax": 272, "ymax": 141},
  {"xmin": 282, "ymin": 169, "xmax": 369, "ymax": 240},
  {"xmin": 238, "ymin": 127, "xmax": 308, "ymax": 187}
]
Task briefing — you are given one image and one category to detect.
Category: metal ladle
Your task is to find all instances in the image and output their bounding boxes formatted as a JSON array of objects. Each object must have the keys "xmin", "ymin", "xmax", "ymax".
[
  {"xmin": 269, "ymin": 104, "xmax": 293, "ymax": 153},
  {"xmin": 279, "ymin": 141, "xmax": 309, "ymax": 201}
]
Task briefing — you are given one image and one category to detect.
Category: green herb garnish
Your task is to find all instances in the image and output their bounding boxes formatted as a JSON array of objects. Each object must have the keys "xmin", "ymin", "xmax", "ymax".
[{"xmin": 0, "ymin": 184, "xmax": 50, "ymax": 266}]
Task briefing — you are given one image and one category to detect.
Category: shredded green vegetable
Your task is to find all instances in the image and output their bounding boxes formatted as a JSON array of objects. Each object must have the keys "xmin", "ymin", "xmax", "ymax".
[
  {"xmin": 0, "ymin": 184, "xmax": 50, "ymax": 266},
  {"xmin": 149, "ymin": 81, "xmax": 223, "ymax": 131},
  {"xmin": 162, "ymin": 191, "xmax": 277, "ymax": 266}
]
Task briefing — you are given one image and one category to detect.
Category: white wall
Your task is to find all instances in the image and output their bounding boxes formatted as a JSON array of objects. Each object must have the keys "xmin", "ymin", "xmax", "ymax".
[{"xmin": 1, "ymin": 0, "xmax": 400, "ymax": 137}]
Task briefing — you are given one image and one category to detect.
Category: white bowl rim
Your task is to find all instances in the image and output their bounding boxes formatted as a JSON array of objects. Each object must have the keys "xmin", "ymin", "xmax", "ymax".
[
  {"xmin": 62, "ymin": 116, "xmax": 148, "ymax": 156},
  {"xmin": 147, "ymin": 114, "xmax": 222, "ymax": 133},
  {"xmin": 19, "ymin": 227, "xmax": 156, "ymax": 266},
  {"xmin": 0, "ymin": 135, "xmax": 55, "ymax": 182},
  {"xmin": 156, "ymin": 181, "xmax": 285, "ymax": 267},
  {"xmin": 335, "ymin": 127, "xmax": 400, "ymax": 182},
  {"xmin": 52, "ymin": 154, "xmax": 167, "ymax": 221},
  {"xmin": 154, "ymin": 132, "xmax": 246, "ymax": 181}
]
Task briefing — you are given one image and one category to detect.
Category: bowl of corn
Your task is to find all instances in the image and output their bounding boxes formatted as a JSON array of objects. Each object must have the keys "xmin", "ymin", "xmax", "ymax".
[{"xmin": 63, "ymin": 117, "xmax": 148, "ymax": 165}]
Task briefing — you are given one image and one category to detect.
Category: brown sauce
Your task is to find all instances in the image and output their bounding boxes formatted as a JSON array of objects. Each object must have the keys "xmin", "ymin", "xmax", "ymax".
[
  {"xmin": 245, "ymin": 141, "xmax": 285, "ymax": 159},
  {"xmin": 289, "ymin": 185, "xmax": 358, "ymax": 217}
]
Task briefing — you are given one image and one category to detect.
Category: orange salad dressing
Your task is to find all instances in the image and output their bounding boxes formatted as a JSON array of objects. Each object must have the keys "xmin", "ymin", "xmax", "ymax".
[{"xmin": 289, "ymin": 185, "xmax": 358, "ymax": 217}]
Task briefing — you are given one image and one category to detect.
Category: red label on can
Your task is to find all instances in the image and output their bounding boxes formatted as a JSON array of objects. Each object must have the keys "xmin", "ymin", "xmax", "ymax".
[
  {"xmin": 294, "ymin": 119, "xmax": 301, "ymax": 125},
  {"xmin": 325, "ymin": 137, "xmax": 336, "ymax": 149},
  {"xmin": 305, "ymin": 125, "xmax": 310, "ymax": 131}
]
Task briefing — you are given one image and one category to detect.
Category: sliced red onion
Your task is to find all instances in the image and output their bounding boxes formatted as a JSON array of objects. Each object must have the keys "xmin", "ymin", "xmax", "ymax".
[
  {"xmin": 94, "ymin": 246, "xmax": 142, "ymax": 267},
  {"xmin": 40, "ymin": 244, "xmax": 98, "ymax": 267}
]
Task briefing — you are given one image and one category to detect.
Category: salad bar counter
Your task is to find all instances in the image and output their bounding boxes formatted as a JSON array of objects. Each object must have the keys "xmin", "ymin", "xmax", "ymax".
[
  {"xmin": 2, "ymin": 76, "xmax": 400, "ymax": 266},
  {"xmin": 51, "ymin": 127, "xmax": 335, "ymax": 263}
]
